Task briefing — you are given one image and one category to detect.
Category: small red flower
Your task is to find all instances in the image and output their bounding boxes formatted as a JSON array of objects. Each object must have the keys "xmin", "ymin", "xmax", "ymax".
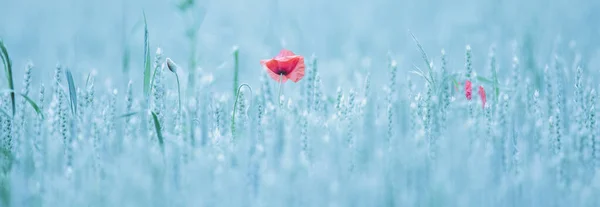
[
  {"xmin": 478, "ymin": 85, "xmax": 486, "ymax": 109},
  {"xmin": 465, "ymin": 80, "xmax": 472, "ymax": 100},
  {"xmin": 260, "ymin": 49, "xmax": 305, "ymax": 83}
]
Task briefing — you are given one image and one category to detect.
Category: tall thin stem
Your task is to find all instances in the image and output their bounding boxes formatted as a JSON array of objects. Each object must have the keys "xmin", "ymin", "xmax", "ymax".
[
  {"xmin": 278, "ymin": 73, "xmax": 283, "ymax": 108},
  {"xmin": 175, "ymin": 72, "xmax": 182, "ymax": 114},
  {"xmin": 233, "ymin": 47, "xmax": 239, "ymax": 97}
]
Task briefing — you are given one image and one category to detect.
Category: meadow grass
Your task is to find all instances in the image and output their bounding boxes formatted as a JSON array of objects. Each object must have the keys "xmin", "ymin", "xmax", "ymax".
[{"xmin": 0, "ymin": 17, "xmax": 600, "ymax": 207}]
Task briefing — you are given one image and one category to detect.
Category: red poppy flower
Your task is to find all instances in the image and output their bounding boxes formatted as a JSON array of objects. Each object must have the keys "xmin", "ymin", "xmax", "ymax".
[
  {"xmin": 260, "ymin": 49, "xmax": 305, "ymax": 83},
  {"xmin": 478, "ymin": 85, "xmax": 486, "ymax": 109},
  {"xmin": 465, "ymin": 80, "xmax": 472, "ymax": 100}
]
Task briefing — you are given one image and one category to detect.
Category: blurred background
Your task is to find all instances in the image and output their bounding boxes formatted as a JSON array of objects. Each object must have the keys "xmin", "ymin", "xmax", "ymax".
[
  {"xmin": 2, "ymin": 1, "xmax": 600, "ymax": 206},
  {"xmin": 1, "ymin": 0, "xmax": 599, "ymax": 94}
]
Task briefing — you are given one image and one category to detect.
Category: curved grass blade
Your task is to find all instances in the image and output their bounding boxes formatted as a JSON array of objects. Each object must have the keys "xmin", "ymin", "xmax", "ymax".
[
  {"xmin": 0, "ymin": 40, "xmax": 15, "ymax": 117},
  {"xmin": 231, "ymin": 83, "xmax": 253, "ymax": 142},
  {"xmin": 21, "ymin": 93, "xmax": 44, "ymax": 119},
  {"xmin": 65, "ymin": 68, "xmax": 77, "ymax": 115},
  {"xmin": 151, "ymin": 111, "xmax": 164, "ymax": 153},
  {"xmin": 409, "ymin": 31, "xmax": 435, "ymax": 87},
  {"xmin": 143, "ymin": 11, "xmax": 151, "ymax": 99},
  {"xmin": 1, "ymin": 89, "xmax": 45, "ymax": 119},
  {"xmin": 452, "ymin": 77, "xmax": 460, "ymax": 92},
  {"xmin": 410, "ymin": 67, "xmax": 432, "ymax": 85}
]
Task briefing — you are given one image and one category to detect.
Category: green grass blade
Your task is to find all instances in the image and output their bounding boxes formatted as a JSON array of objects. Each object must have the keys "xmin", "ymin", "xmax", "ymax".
[
  {"xmin": 85, "ymin": 72, "xmax": 92, "ymax": 88},
  {"xmin": 411, "ymin": 65, "xmax": 432, "ymax": 85},
  {"xmin": 409, "ymin": 32, "xmax": 433, "ymax": 71},
  {"xmin": 0, "ymin": 40, "xmax": 15, "ymax": 117},
  {"xmin": 1, "ymin": 89, "xmax": 45, "ymax": 119},
  {"xmin": 117, "ymin": 111, "xmax": 140, "ymax": 119},
  {"xmin": 233, "ymin": 46, "xmax": 239, "ymax": 97},
  {"xmin": 412, "ymin": 64, "xmax": 426, "ymax": 76},
  {"xmin": 65, "ymin": 68, "xmax": 77, "ymax": 116},
  {"xmin": 409, "ymin": 31, "xmax": 436, "ymax": 88},
  {"xmin": 20, "ymin": 93, "xmax": 44, "ymax": 120},
  {"xmin": 143, "ymin": 11, "xmax": 151, "ymax": 99},
  {"xmin": 151, "ymin": 111, "xmax": 164, "ymax": 152},
  {"xmin": 477, "ymin": 76, "xmax": 494, "ymax": 84},
  {"xmin": 409, "ymin": 70, "xmax": 431, "ymax": 85}
]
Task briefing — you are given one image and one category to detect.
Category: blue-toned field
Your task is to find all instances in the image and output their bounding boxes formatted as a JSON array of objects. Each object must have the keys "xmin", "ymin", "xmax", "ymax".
[{"xmin": 1, "ymin": 0, "xmax": 600, "ymax": 206}]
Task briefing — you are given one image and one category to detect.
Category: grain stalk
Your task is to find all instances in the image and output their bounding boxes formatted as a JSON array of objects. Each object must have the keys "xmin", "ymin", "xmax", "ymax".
[
  {"xmin": 346, "ymin": 89, "xmax": 356, "ymax": 171},
  {"xmin": 387, "ymin": 57, "xmax": 397, "ymax": 152},
  {"xmin": 16, "ymin": 63, "xmax": 32, "ymax": 154},
  {"xmin": 589, "ymin": 89, "xmax": 597, "ymax": 168},
  {"xmin": 440, "ymin": 49, "xmax": 450, "ymax": 131},
  {"xmin": 33, "ymin": 84, "xmax": 45, "ymax": 170}
]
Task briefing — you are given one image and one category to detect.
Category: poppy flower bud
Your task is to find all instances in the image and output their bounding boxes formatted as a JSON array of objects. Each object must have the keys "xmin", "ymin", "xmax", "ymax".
[
  {"xmin": 465, "ymin": 80, "xmax": 472, "ymax": 100},
  {"xmin": 166, "ymin": 58, "xmax": 178, "ymax": 73}
]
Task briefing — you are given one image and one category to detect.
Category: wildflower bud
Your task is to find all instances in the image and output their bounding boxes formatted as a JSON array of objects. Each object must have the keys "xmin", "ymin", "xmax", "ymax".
[
  {"xmin": 478, "ymin": 85, "xmax": 486, "ymax": 109},
  {"xmin": 465, "ymin": 80, "xmax": 472, "ymax": 100},
  {"xmin": 166, "ymin": 58, "xmax": 178, "ymax": 73}
]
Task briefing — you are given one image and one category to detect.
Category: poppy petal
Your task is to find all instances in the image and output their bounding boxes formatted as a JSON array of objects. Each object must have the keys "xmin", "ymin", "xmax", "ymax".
[
  {"xmin": 277, "ymin": 49, "xmax": 295, "ymax": 58},
  {"xmin": 261, "ymin": 59, "xmax": 280, "ymax": 74},
  {"xmin": 275, "ymin": 56, "xmax": 300, "ymax": 75},
  {"xmin": 260, "ymin": 49, "xmax": 304, "ymax": 84},
  {"xmin": 263, "ymin": 62, "xmax": 288, "ymax": 83},
  {"xmin": 478, "ymin": 86, "xmax": 486, "ymax": 109},
  {"xmin": 286, "ymin": 56, "xmax": 305, "ymax": 82}
]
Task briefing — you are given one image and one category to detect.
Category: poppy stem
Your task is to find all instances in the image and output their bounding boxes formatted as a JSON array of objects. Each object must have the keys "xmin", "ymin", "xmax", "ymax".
[
  {"xmin": 174, "ymin": 72, "xmax": 182, "ymax": 115},
  {"xmin": 278, "ymin": 73, "xmax": 283, "ymax": 108}
]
